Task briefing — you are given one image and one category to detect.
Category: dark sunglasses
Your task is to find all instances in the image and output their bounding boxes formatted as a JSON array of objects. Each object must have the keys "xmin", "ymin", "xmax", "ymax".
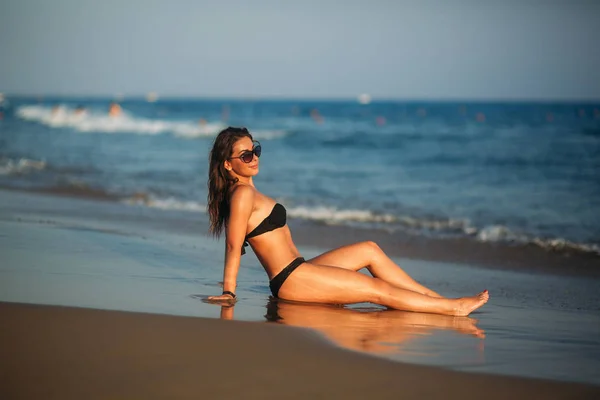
[{"xmin": 230, "ymin": 141, "xmax": 261, "ymax": 163}]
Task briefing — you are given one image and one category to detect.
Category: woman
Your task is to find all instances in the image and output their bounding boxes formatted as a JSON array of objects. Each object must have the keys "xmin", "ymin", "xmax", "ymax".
[{"xmin": 207, "ymin": 127, "xmax": 489, "ymax": 316}]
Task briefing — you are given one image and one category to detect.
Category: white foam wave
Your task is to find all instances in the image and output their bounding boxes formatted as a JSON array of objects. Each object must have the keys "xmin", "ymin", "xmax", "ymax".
[
  {"xmin": 397, "ymin": 215, "xmax": 475, "ymax": 233},
  {"xmin": 169, "ymin": 122, "xmax": 228, "ymax": 138},
  {"xmin": 120, "ymin": 196, "xmax": 600, "ymax": 255},
  {"xmin": 476, "ymin": 225, "xmax": 600, "ymax": 254},
  {"xmin": 250, "ymin": 129, "xmax": 288, "ymax": 140},
  {"xmin": 123, "ymin": 194, "xmax": 206, "ymax": 212},
  {"xmin": 16, "ymin": 105, "xmax": 288, "ymax": 140},
  {"xmin": 287, "ymin": 205, "xmax": 600, "ymax": 255},
  {"xmin": 286, "ymin": 205, "xmax": 397, "ymax": 224},
  {"xmin": 286, "ymin": 205, "xmax": 474, "ymax": 233},
  {"xmin": 532, "ymin": 238, "xmax": 600, "ymax": 254},
  {"xmin": 476, "ymin": 225, "xmax": 526, "ymax": 242},
  {"xmin": 0, "ymin": 157, "xmax": 46, "ymax": 175},
  {"xmin": 16, "ymin": 105, "xmax": 224, "ymax": 137}
]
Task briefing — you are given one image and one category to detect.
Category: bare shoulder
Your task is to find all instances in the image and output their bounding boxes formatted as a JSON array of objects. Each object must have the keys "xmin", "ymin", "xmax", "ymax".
[{"xmin": 229, "ymin": 184, "xmax": 256, "ymax": 206}]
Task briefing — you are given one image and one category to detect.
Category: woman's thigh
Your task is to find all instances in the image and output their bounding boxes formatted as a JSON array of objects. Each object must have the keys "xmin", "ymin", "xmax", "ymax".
[
  {"xmin": 306, "ymin": 241, "xmax": 377, "ymax": 271},
  {"xmin": 278, "ymin": 262, "xmax": 382, "ymax": 304}
]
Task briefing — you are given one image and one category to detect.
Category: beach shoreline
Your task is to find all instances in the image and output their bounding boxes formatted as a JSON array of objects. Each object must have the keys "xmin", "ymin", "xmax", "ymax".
[
  {"xmin": 2, "ymin": 186, "xmax": 599, "ymax": 278},
  {"xmin": 2, "ymin": 301, "xmax": 598, "ymax": 399}
]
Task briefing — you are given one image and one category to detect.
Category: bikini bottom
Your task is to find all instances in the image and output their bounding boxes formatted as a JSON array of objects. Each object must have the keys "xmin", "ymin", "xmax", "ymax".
[{"xmin": 269, "ymin": 257, "xmax": 305, "ymax": 298}]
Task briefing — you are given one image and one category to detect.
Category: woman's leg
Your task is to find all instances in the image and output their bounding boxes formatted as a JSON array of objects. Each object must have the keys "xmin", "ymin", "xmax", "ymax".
[
  {"xmin": 279, "ymin": 262, "xmax": 489, "ymax": 316},
  {"xmin": 308, "ymin": 241, "xmax": 443, "ymax": 298}
]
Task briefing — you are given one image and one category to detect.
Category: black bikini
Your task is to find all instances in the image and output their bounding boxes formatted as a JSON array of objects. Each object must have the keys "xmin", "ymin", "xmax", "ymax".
[
  {"xmin": 241, "ymin": 203, "xmax": 305, "ymax": 298},
  {"xmin": 242, "ymin": 203, "xmax": 287, "ymax": 254},
  {"xmin": 269, "ymin": 256, "xmax": 305, "ymax": 298}
]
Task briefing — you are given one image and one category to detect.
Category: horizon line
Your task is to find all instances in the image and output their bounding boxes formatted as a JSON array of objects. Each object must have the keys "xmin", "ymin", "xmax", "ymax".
[{"xmin": 2, "ymin": 92, "xmax": 600, "ymax": 104}]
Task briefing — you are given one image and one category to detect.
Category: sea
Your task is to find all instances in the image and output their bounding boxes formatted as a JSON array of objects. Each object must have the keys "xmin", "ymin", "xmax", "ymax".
[{"xmin": 1, "ymin": 96, "xmax": 599, "ymax": 255}]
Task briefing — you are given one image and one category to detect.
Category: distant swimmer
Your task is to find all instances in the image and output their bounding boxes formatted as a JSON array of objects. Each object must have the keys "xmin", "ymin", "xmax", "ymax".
[
  {"xmin": 74, "ymin": 105, "xmax": 87, "ymax": 116},
  {"xmin": 311, "ymin": 109, "xmax": 323, "ymax": 124},
  {"xmin": 50, "ymin": 105, "xmax": 68, "ymax": 118},
  {"xmin": 108, "ymin": 102, "xmax": 122, "ymax": 117}
]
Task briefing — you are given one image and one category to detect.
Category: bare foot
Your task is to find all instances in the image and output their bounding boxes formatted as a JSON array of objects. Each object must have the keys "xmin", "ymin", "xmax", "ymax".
[{"xmin": 454, "ymin": 290, "xmax": 489, "ymax": 316}]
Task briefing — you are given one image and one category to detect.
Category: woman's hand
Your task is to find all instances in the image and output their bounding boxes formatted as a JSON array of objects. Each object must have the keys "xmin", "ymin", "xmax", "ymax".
[{"xmin": 206, "ymin": 293, "xmax": 237, "ymax": 305}]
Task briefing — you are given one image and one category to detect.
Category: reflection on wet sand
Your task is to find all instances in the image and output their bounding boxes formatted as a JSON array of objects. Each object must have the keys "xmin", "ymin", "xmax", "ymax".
[
  {"xmin": 266, "ymin": 299, "xmax": 485, "ymax": 354},
  {"xmin": 218, "ymin": 299, "xmax": 484, "ymax": 357}
]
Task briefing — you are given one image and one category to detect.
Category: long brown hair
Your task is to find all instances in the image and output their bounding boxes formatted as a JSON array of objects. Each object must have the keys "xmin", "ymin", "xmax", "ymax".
[{"xmin": 207, "ymin": 127, "xmax": 253, "ymax": 237}]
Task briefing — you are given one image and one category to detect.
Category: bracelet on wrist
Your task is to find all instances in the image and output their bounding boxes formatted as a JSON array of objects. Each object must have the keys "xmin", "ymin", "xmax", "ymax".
[{"xmin": 222, "ymin": 290, "xmax": 236, "ymax": 299}]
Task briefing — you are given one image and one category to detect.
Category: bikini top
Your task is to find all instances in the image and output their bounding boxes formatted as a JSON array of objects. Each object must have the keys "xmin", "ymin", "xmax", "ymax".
[{"xmin": 242, "ymin": 203, "xmax": 286, "ymax": 255}]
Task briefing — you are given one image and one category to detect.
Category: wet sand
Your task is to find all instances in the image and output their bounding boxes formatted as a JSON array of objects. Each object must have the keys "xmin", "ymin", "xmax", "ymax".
[{"xmin": 1, "ymin": 302, "xmax": 598, "ymax": 400}]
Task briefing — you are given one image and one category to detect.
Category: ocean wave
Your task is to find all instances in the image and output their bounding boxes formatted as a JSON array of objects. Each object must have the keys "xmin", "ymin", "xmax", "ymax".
[
  {"xmin": 396, "ymin": 215, "xmax": 476, "ymax": 234},
  {"xmin": 286, "ymin": 205, "xmax": 474, "ymax": 233},
  {"xmin": 15, "ymin": 105, "xmax": 288, "ymax": 140},
  {"xmin": 122, "ymin": 193, "xmax": 206, "ymax": 212},
  {"xmin": 532, "ymin": 238, "xmax": 600, "ymax": 254},
  {"xmin": 286, "ymin": 205, "xmax": 397, "ymax": 224},
  {"xmin": 16, "ymin": 105, "xmax": 225, "ymax": 137},
  {"xmin": 121, "ymin": 195, "xmax": 599, "ymax": 256},
  {"xmin": 286, "ymin": 205, "xmax": 599, "ymax": 255},
  {"xmin": 475, "ymin": 225, "xmax": 600, "ymax": 255},
  {"xmin": 0, "ymin": 157, "xmax": 47, "ymax": 175},
  {"xmin": 250, "ymin": 129, "xmax": 289, "ymax": 140}
]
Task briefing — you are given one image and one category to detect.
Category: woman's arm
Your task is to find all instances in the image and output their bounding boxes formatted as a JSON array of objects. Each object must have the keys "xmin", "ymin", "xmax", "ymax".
[{"xmin": 208, "ymin": 186, "xmax": 254, "ymax": 302}]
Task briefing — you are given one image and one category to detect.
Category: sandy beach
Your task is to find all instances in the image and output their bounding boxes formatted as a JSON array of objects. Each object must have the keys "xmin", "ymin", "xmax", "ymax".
[{"xmin": 1, "ymin": 301, "xmax": 598, "ymax": 399}]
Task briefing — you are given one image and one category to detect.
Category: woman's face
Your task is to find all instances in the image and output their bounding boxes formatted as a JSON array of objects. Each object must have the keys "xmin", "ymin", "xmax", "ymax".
[{"xmin": 225, "ymin": 136, "xmax": 259, "ymax": 178}]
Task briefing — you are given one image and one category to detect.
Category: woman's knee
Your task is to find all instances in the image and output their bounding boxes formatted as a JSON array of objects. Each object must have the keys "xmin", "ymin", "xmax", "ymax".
[{"xmin": 360, "ymin": 240, "xmax": 383, "ymax": 261}]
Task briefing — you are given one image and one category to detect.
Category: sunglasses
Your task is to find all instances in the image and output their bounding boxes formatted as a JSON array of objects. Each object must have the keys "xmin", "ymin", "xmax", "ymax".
[{"xmin": 230, "ymin": 141, "xmax": 261, "ymax": 163}]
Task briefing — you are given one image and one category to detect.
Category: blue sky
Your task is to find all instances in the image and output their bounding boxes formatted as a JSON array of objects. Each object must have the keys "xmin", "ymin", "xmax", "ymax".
[{"xmin": 1, "ymin": 0, "xmax": 599, "ymax": 100}]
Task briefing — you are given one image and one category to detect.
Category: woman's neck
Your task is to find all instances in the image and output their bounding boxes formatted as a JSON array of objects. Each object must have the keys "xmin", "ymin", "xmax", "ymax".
[{"xmin": 234, "ymin": 176, "xmax": 254, "ymax": 187}]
